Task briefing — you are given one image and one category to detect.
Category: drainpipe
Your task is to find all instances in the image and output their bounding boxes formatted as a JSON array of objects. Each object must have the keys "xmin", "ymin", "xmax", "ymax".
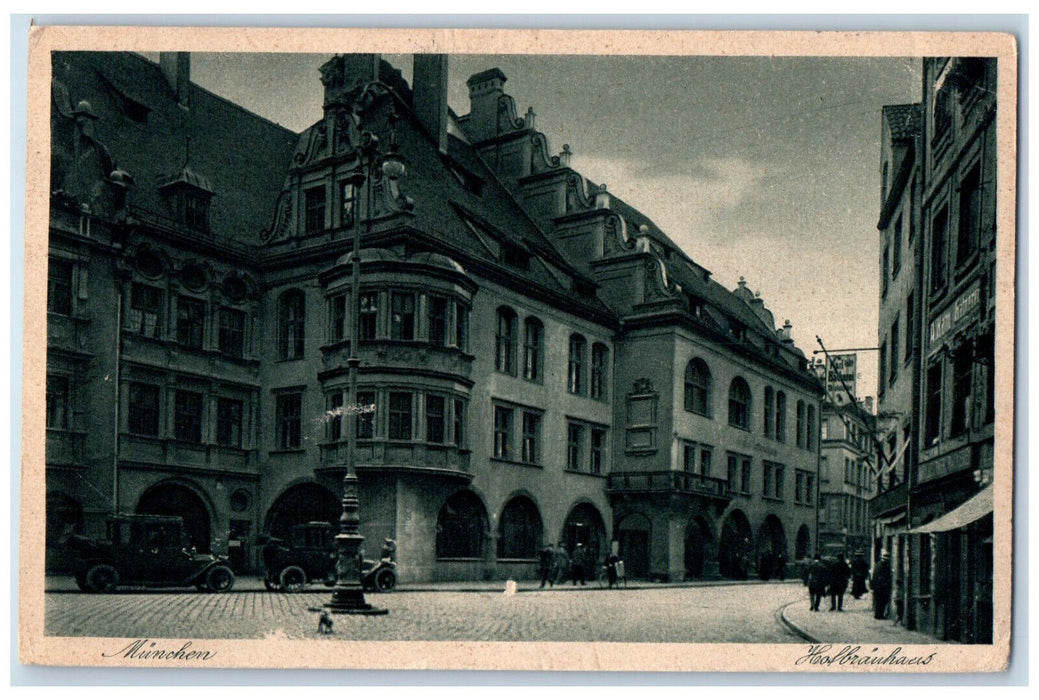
[{"xmin": 112, "ymin": 288, "xmax": 122, "ymax": 514}]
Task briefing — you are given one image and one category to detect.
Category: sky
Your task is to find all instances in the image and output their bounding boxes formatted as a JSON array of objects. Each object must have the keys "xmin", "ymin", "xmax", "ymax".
[{"xmin": 185, "ymin": 52, "xmax": 922, "ymax": 403}]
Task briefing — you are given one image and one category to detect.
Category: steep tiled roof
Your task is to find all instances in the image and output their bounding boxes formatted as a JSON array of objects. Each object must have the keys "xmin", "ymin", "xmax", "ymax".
[
  {"xmin": 52, "ymin": 51, "xmax": 298, "ymax": 249},
  {"xmin": 883, "ymin": 103, "xmax": 922, "ymax": 141}
]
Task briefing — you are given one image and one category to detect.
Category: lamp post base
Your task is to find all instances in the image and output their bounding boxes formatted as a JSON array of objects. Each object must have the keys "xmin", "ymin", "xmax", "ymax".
[{"xmin": 324, "ymin": 588, "xmax": 388, "ymax": 616}]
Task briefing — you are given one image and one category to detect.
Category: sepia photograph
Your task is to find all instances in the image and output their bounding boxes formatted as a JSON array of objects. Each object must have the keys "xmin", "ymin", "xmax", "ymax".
[{"xmin": 19, "ymin": 26, "xmax": 1017, "ymax": 673}]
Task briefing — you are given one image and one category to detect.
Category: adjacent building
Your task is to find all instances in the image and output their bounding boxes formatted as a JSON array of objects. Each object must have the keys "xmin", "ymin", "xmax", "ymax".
[
  {"xmin": 818, "ymin": 397, "xmax": 876, "ymax": 557},
  {"xmin": 45, "ymin": 51, "xmax": 823, "ymax": 583}
]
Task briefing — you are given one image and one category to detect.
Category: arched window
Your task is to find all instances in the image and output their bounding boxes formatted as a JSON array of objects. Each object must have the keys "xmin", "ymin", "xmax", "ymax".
[
  {"xmin": 728, "ymin": 377, "xmax": 751, "ymax": 430},
  {"xmin": 436, "ymin": 490, "xmax": 488, "ymax": 559},
  {"xmin": 806, "ymin": 404, "xmax": 817, "ymax": 451},
  {"xmin": 684, "ymin": 358, "xmax": 712, "ymax": 416},
  {"xmin": 495, "ymin": 307, "xmax": 516, "ymax": 374},
  {"xmin": 763, "ymin": 386, "xmax": 775, "ymax": 438},
  {"xmin": 591, "ymin": 343, "xmax": 609, "ymax": 400},
  {"xmin": 523, "ymin": 317, "xmax": 543, "ymax": 382},
  {"xmin": 775, "ymin": 391, "xmax": 787, "ymax": 442},
  {"xmin": 568, "ymin": 334, "xmax": 586, "ymax": 395},
  {"xmin": 278, "ymin": 289, "xmax": 305, "ymax": 360},
  {"xmin": 796, "ymin": 400, "xmax": 806, "ymax": 448},
  {"xmin": 497, "ymin": 497, "xmax": 542, "ymax": 560}
]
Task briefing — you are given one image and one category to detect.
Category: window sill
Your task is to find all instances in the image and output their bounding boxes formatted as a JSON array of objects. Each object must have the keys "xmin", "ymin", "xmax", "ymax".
[
  {"xmin": 565, "ymin": 469, "xmax": 606, "ymax": 478},
  {"xmin": 490, "ymin": 457, "xmax": 543, "ymax": 469},
  {"xmin": 497, "ymin": 558, "xmax": 538, "ymax": 564},
  {"xmin": 268, "ymin": 448, "xmax": 306, "ymax": 455},
  {"xmin": 436, "ymin": 557, "xmax": 484, "ymax": 563},
  {"xmin": 762, "ymin": 495, "xmax": 785, "ymax": 503}
]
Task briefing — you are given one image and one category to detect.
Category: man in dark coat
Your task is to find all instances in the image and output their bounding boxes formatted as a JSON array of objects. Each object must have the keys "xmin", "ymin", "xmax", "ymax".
[
  {"xmin": 871, "ymin": 550, "xmax": 893, "ymax": 620},
  {"xmin": 828, "ymin": 553, "xmax": 851, "ymax": 611},
  {"xmin": 851, "ymin": 552, "xmax": 869, "ymax": 599},
  {"xmin": 571, "ymin": 542, "xmax": 588, "ymax": 585},
  {"xmin": 807, "ymin": 554, "xmax": 828, "ymax": 611},
  {"xmin": 538, "ymin": 543, "xmax": 555, "ymax": 588}
]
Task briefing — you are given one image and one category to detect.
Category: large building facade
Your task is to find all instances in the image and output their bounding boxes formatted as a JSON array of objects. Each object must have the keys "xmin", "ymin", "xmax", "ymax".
[
  {"xmin": 45, "ymin": 52, "xmax": 822, "ymax": 583},
  {"xmin": 818, "ymin": 398, "xmax": 876, "ymax": 557},
  {"xmin": 873, "ymin": 57, "xmax": 997, "ymax": 643}
]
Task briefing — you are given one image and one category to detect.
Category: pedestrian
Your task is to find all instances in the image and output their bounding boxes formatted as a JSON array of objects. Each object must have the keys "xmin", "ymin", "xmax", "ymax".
[
  {"xmin": 807, "ymin": 553, "xmax": 828, "ymax": 611},
  {"xmin": 851, "ymin": 551, "xmax": 869, "ymax": 599},
  {"xmin": 604, "ymin": 552, "xmax": 621, "ymax": 588},
  {"xmin": 571, "ymin": 542, "xmax": 587, "ymax": 585},
  {"xmin": 538, "ymin": 542, "xmax": 555, "ymax": 588},
  {"xmin": 828, "ymin": 552, "xmax": 851, "ymax": 611},
  {"xmin": 871, "ymin": 550, "xmax": 893, "ymax": 620},
  {"xmin": 776, "ymin": 552, "xmax": 787, "ymax": 581},
  {"xmin": 552, "ymin": 543, "xmax": 570, "ymax": 585}
]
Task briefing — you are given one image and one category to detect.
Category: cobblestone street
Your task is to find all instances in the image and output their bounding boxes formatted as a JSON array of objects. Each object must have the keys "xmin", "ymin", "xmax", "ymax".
[{"xmin": 46, "ymin": 578, "xmax": 808, "ymax": 643}]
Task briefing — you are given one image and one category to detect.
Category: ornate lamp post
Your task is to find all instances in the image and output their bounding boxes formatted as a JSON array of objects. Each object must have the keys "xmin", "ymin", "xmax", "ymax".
[{"xmin": 325, "ymin": 106, "xmax": 405, "ymax": 616}]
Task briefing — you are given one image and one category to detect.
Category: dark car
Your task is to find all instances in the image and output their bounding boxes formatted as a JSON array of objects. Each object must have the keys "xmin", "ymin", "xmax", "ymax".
[
  {"xmin": 260, "ymin": 521, "xmax": 338, "ymax": 592},
  {"xmin": 64, "ymin": 514, "xmax": 236, "ymax": 593}
]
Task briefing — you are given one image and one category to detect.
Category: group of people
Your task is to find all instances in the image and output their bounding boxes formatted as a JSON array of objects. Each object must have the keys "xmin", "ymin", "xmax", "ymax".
[
  {"xmin": 804, "ymin": 551, "xmax": 872, "ymax": 612},
  {"xmin": 537, "ymin": 542, "xmax": 623, "ymax": 588}
]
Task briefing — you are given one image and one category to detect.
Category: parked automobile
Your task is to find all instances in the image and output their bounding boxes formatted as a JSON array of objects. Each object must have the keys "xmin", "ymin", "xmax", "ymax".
[
  {"xmin": 64, "ymin": 514, "xmax": 236, "ymax": 593},
  {"xmin": 260, "ymin": 522, "xmax": 397, "ymax": 592}
]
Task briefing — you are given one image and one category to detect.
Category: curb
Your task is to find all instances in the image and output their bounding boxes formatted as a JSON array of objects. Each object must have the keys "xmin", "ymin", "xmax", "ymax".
[{"xmin": 777, "ymin": 599, "xmax": 819, "ymax": 643}]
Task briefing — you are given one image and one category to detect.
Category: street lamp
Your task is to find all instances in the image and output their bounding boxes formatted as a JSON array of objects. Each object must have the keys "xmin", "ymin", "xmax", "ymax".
[{"xmin": 325, "ymin": 103, "xmax": 405, "ymax": 616}]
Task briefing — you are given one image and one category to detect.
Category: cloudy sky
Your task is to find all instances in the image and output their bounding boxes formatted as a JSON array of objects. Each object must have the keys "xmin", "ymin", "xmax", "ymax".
[{"xmin": 187, "ymin": 52, "xmax": 922, "ymax": 401}]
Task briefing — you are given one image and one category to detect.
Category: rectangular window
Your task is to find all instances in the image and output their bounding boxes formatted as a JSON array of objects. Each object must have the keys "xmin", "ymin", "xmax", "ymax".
[
  {"xmin": 879, "ymin": 341, "xmax": 888, "ymax": 393},
  {"xmin": 700, "ymin": 447, "xmax": 712, "ymax": 477},
  {"xmin": 775, "ymin": 393, "xmax": 786, "ymax": 442},
  {"xmin": 568, "ymin": 336, "xmax": 585, "ymax": 394},
  {"xmin": 727, "ymin": 454, "xmax": 739, "ymax": 493},
  {"xmin": 426, "ymin": 394, "xmax": 445, "ymax": 444},
  {"xmin": 359, "ymin": 292, "xmax": 378, "ymax": 340},
  {"xmin": 327, "ymin": 392, "xmax": 343, "ymax": 442},
  {"xmin": 494, "ymin": 406, "xmax": 512, "ymax": 459},
  {"xmin": 740, "ymin": 456, "xmax": 752, "ymax": 495},
  {"xmin": 957, "ymin": 164, "xmax": 981, "ymax": 266},
  {"xmin": 356, "ymin": 390, "xmax": 375, "ymax": 440},
  {"xmin": 216, "ymin": 398, "xmax": 243, "ymax": 447},
  {"xmin": 892, "ymin": 216, "xmax": 903, "ymax": 275},
  {"xmin": 523, "ymin": 321, "xmax": 541, "ymax": 382},
  {"xmin": 388, "ymin": 391, "xmax": 413, "ymax": 441},
  {"xmin": 176, "ymin": 296, "xmax": 205, "ymax": 349},
  {"xmin": 889, "ymin": 319, "xmax": 900, "ymax": 384},
  {"xmin": 950, "ymin": 344, "xmax": 973, "ymax": 437},
  {"xmin": 930, "ymin": 206, "xmax": 949, "ymax": 293},
  {"xmin": 881, "ymin": 244, "xmax": 890, "ymax": 296},
  {"xmin": 775, "ymin": 464, "xmax": 785, "ymax": 500},
  {"xmin": 128, "ymin": 383, "xmax": 160, "ymax": 436},
  {"xmin": 683, "ymin": 441, "xmax": 696, "ymax": 472},
  {"xmin": 428, "ymin": 296, "xmax": 448, "ymax": 346},
  {"xmin": 591, "ymin": 344, "xmax": 608, "ymax": 400},
  {"xmin": 806, "ymin": 474, "xmax": 814, "ymax": 506},
  {"xmin": 276, "ymin": 392, "xmax": 302, "ymax": 449},
  {"xmin": 591, "ymin": 428, "xmax": 605, "ymax": 475},
  {"xmin": 48, "ymin": 258, "xmax": 73, "ymax": 316},
  {"xmin": 174, "ymin": 390, "xmax": 203, "ymax": 443},
  {"xmin": 340, "ymin": 181, "xmax": 356, "ymax": 228},
  {"xmin": 567, "ymin": 422, "xmax": 584, "ymax": 471},
  {"xmin": 455, "ymin": 304, "xmax": 469, "ymax": 351},
  {"xmin": 329, "ymin": 293, "xmax": 347, "ymax": 343},
  {"xmin": 218, "ymin": 307, "xmax": 245, "ymax": 358},
  {"xmin": 390, "ymin": 292, "xmax": 415, "ymax": 341},
  {"xmin": 46, "ymin": 375, "xmax": 69, "ymax": 429},
  {"xmin": 925, "ymin": 362, "xmax": 943, "ymax": 446},
  {"xmin": 795, "ymin": 471, "xmax": 804, "ymax": 504},
  {"xmin": 305, "ymin": 185, "xmax": 326, "ymax": 234},
  {"xmin": 185, "ymin": 194, "xmax": 208, "ymax": 231},
  {"xmin": 521, "ymin": 411, "xmax": 540, "ymax": 464},
  {"xmin": 905, "ymin": 292, "xmax": 915, "ymax": 362},
  {"xmin": 129, "ymin": 283, "xmax": 163, "ymax": 338},
  {"xmin": 763, "ymin": 461, "xmax": 773, "ymax": 496},
  {"xmin": 454, "ymin": 399, "xmax": 466, "ymax": 448}
]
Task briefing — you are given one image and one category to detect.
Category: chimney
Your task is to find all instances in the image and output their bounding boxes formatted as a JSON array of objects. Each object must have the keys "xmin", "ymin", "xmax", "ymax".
[
  {"xmin": 159, "ymin": 52, "xmax": 191, "ymax": 107},
  {"xmin": 466, "ymin": 68, "xmax": 508, "ymax": 142},
  {"xmin": 413, "ymin": 55, "xmax": 449, "ymax": 154},
  {"xmin": 779, "ymin": 319, "xmax": 794, "ymax": 344},
  {"xmin": 864, "ymin": 396, "xmax": 874, "ymax": 414},
  {"xmin": 320, "ymin": 54, "xmax": 380, "ymax": 114}
]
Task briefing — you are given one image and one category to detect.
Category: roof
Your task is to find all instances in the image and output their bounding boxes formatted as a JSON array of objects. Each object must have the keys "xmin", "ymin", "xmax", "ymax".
[
  {"xmin": 51, "ymin": 51, "xmax": 299, "ymax": 249},
  {"xmin": 883, "ymin": 103, "xmax": 922, "ymax": 141},
  {"xmin": 908, "ymin": 485, "xmax": 993, "ymax": 534}
]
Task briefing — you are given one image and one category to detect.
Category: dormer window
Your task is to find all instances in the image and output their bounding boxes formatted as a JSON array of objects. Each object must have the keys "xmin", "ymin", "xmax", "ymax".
[
  {"xmin": 159, "ymin": 166, "xmax": 214, "ymax": 233},
  {"xmin": 304, "ymin": 185, "xmax": 326, "ymax": 234}
]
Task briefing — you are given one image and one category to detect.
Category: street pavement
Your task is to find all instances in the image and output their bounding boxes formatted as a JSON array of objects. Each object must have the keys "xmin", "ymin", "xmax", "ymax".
[
  {"xmin": 780, "ymin": 588, "xmax": 946, "ymax": 645},
  {"xmin": 44, "ymin": 576, "xmax": 943, "ymax": 644}
]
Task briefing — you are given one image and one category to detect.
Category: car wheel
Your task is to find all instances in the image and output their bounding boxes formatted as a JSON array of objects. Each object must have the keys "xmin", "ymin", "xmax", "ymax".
[
  {"xmin": 85, "ymin": 564, "xmax": 119, "ymax": 593},
  {"xmin": 205, "ymin": 565, "xmax": 235, "ymax": 592},
  {"xmin": 195, "ymin": 583, "xmax": 210, "ymax": 592},
  {"xmin": 375, "ymin": 568, "xmax": 396, "ymax": 592},
  {"xmin": 263, "ymin": 573, "xmax": 283, "ymax": 591},
  {"xmin": 279, "ymin": 565, "xmax": 306, "ymax": 593}
]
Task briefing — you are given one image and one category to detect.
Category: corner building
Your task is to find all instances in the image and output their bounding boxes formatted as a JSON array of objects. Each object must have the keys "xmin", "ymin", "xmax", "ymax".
[{"xmin": 45, "ymin": 52, "xmax": 821, "ymax": 583}]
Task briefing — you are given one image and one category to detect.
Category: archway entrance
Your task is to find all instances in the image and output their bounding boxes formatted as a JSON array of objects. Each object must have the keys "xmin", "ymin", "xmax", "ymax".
[
  {"xmin": 136, "ymin": 482, "xmax": 211, "ymax": 553},
  {"xmin": 718, "ymin": 509, "xmax": 753, "ymax": 579},
  {"xmin": 795, "ymin": 524, "xmax": 812, "ymax": 560},
  {"xmin": 497, "ymin": 496, "xmax": 543, "ymax": 560},
  {"xmin": 436, "ymin": 489, "xmax": 488, "ymax": 559},
  {"xmin": 755, "ymin": 514, "xmax": 788, "ymax": 580},
  {"xmin": 616, "ymin": 512, "xmax": 650, "ymax": 578},
  {"xmin": 684, "ymin": 516, "xmax": 715, "ymax": 579},
  {"xmin": 562, "ymin": 502, "xmax": 607, "ymax": 564},
  {"xmin": 265, "ymin": 482, "xmax": 341, "ymax": 540}
]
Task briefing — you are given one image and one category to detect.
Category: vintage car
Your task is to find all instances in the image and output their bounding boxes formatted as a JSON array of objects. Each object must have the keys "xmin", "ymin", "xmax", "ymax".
[
  {"xmin": 261, "ymin": 522, "xmax": 397, "ymax": 592},
  {"xmin": 64, "ymin": 514, "xmax": 236, "ymax": 593}
]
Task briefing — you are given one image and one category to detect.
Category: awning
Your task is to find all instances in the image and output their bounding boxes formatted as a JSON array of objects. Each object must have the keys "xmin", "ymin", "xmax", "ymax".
[{"xmin": 909, "ymin": 485, "xmax": 994, "ymax": 534}]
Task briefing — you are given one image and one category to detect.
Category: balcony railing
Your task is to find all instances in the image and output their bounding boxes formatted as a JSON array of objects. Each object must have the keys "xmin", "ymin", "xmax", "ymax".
[{"xmin": 607, "ymin": 470, "xmax": 731, "ymax": 500}]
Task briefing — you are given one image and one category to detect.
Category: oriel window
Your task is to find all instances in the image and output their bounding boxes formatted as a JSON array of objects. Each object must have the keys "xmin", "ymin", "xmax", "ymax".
[
  {"xmin": 358, "ymin": 292, "xmax": 378, "ymax": 340},
  {"xmin": 388, "ymin": 391, "xmax": 413, "ymax": 441},
  {"xmin": 390, "ymin": 292, "xmax": 415, "ymax": 340}
]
